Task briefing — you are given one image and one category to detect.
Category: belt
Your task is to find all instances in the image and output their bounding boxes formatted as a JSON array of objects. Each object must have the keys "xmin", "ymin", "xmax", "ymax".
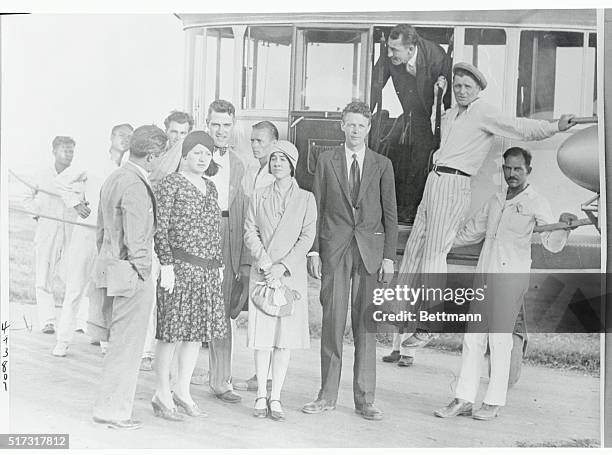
[
  {"xmin": 432, "ymin": 165, "xmax": 470, "ymax": 177},
  {"xmin": 221, "ymin": 210, "xmax": 229, "ymax": 218},
  {"xmin": 172, "ymin": 247, "xmax": 221, "ymax": 269}
]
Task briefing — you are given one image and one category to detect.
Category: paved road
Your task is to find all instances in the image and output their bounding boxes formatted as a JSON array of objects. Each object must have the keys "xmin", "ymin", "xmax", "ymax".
[{"xmin": 7, "ymin": 317, "xmax": 599, "ymax": 449}]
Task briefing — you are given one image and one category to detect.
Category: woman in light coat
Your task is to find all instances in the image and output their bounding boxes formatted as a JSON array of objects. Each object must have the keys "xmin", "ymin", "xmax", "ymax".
[{"xmin": 243, "ymin": 140, "xmax": 317, "ymax": 421}]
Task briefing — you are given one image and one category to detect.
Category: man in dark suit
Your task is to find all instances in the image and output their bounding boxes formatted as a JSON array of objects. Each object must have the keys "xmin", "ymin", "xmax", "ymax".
[
  {"xmin": 302, "ymin": 101, "xmax": 398, "ymax": 421},
  {"xmin": 371, "ymin": 24, "xmax": 452, "ymax": 223},
  {"xmin": 91, "ymin": 125, "xmax": 168, "ymax": 430}
]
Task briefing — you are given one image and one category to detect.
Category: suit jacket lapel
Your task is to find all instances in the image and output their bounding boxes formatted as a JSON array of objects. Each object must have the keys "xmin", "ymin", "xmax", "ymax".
[
  {"xmin": 228, "ymin": 150, "xmax": 243, "ymax": 209},
  {"xmin": 330, "ymin": 148, "xmax": 352, "ymax": 206},
  {"xmin": 415, "ymin": 41, "xmax": 428, "ymax": 112},
  {"xmin": 355, "ymin": 148, "xmax": 378, "ymax": 206},
  {"xmin": 125, "ymin": 162, "xmax": 157, "ymax": 225}
]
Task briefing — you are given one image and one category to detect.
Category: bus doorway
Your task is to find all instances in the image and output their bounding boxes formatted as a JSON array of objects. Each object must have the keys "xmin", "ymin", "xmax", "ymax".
[
  {"xmin": 369, "ymin": 26, "xmax": 454, "ymax": 224},
  {"xmin": 290, "ymin": 27, "xmax": 370, "ymax": 192}
]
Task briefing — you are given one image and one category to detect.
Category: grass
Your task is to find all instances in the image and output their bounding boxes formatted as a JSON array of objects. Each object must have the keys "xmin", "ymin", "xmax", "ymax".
[
  {"xmin": 515, "ymin": 438, "xmax": 599, "ymax": 448},
  {"xmin": 10, "ymin": 211, "xmax": 600, "ymax": 375}
]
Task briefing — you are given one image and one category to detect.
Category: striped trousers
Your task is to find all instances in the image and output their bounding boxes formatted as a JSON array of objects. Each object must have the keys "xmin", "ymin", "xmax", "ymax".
[{"xmin": 398, "ymin": 172, "xmax": 471, "ymax": 324}]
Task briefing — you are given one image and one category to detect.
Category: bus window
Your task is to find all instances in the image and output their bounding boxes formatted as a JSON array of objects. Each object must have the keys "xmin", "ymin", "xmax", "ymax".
[
  {"xmin": 464, "ymin": 28, "xmax": 507, "ymax": 108},
  {"xmin": 205, "ymin": 28, "xmax": 235, "ymax": 111},
  {"xmin": 298, "ymin": 29, "xmax": 368, "ymax": 111},
  {"xmin": 517, "ymin": 31, "xmax": 584, "ymax": 119},
  {"xmin": 589, "ymin": 32, "xmax": 597, "ymax": 115},
  {"xmin": 242, "ymin": 26, "xmax": 292, "ymax": 110}
]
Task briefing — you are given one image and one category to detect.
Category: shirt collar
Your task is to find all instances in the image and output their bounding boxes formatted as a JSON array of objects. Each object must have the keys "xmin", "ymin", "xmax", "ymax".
[
  {"xmin": 345, "ymin": 144, "xmax": 366, "ymax": 159},
  {"xmin": 406, "ymin": 46, "xmax": 418, "ymax": 70},
  {"xmin": 126, "ymin": 160, "xmax": 149, "ymax": 182}
]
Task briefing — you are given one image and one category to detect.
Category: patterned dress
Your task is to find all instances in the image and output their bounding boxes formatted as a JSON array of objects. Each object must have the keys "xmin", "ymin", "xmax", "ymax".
[{"xmin": 154, "ymin": 172, "xmax": 227, "ymax": 342}]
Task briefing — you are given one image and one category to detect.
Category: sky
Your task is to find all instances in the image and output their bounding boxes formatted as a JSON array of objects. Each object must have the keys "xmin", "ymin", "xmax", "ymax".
[{"xmin": 2, "ymin": 14, "xmax": 185, "ymax": 176}]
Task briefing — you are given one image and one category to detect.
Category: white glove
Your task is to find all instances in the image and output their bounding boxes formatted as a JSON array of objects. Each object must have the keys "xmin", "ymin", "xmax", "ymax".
[
  {"xmin": 218, "ymin": 266, "xmax": 224, "ymax": 281},
  {"xmin": 160, "ymin": 264, "xmax": 175, "ymax": 294}
]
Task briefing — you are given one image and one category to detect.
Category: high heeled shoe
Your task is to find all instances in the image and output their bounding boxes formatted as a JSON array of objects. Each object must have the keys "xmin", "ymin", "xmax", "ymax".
[
  {"xmin": 151, "ymin": 395, "xmax": 185, "ymax": 421},
  {"xmin": 172, "ymin": 392, "xmax": 207, "ymax": 417},
  {"xmin": 269, "ymin": 399, "xmax": 286, "ymax": 421},
  {"xmin": 253, "ymin": 397, "xmax": 268, "ymax": 419}
]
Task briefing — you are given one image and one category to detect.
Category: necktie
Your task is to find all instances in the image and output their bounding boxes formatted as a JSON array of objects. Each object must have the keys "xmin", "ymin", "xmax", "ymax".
[
  {"xmin": 349, "ymin": 153, "xmax": 360, "ymax": 208},
  {"xmin": 406, "ymin": 62, "xmax": 416, "ymax": 77},
  {"xmin": 214, "ymin": 145, "xmax": 228, "ymax": 156}
]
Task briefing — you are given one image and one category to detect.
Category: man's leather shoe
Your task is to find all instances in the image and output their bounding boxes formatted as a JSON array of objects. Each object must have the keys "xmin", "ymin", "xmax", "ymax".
[
  {"xmin": 382, "ymin": 350, "xmax": 400, "ymax": 363},
  {"xmin": 401, "ymin": 330, "xmax": 437, "ymax": 348},
  {"xmin": 355, "ymin": 403, "xmax": 383, "ymax": 421},
  {"xmin": 42, "ymin": 323, "xmax": 55, "ymax": 334},
  {"xmin": 472, "ymin": 403, "xmax": 500, "ymax": 421},
  {"xmin": 233, "ymin": 375, "xmax": 272, "ymax": 392},
  {"xmin": 433, "ymin": 398, "xmax": 472, "ymax": 418},
  {"xmin": 397, "ymin": 355, "xmax": 414, "ymax": 367},
  {"xmin": 302, "ymin": 398, "xmax": 336, "ymax": 414},
  {"xmin": 92, "ymin": 416, "xmax": 143, "ymax": 430},
  {"xmin": 215, "ymin": 390, "xmax": 242, "ymax": 403}
]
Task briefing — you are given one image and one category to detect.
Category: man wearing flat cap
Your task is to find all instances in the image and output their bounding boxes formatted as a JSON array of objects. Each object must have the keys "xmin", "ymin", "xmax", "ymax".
[
  {"xmin": 91, "ymin": 125, "xmax": 168, "ymax": 430},
  {"xmin": 397, "ymin": 62, "xmax": 577, "ymax": 349}
]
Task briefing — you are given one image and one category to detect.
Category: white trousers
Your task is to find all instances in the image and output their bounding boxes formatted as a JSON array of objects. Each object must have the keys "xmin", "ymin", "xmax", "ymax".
[
  {"xmin": 142, "ymin": 251, "xmax": 160, "ymax": 358},
  {"xmin": 454, "ymin": 332, "xmax": 513, "ymax": 406},
  {"xmin": 391, "ymin": 332, "xmax": 416, "ymax": 357},
  {"xmin": 56, "ymin": 226, "xmax": 96, "ymax": 343}
]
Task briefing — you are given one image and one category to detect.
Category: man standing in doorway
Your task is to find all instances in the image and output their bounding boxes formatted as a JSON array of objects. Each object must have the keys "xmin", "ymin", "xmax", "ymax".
[{"xmin": 371, "ymin": 24, "xmax": 452, "ymax": 224}]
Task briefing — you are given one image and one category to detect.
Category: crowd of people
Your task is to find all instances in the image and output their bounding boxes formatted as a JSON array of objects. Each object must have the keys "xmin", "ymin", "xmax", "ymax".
[{"xmin": 22, "ymin": 24, "xmax": 580, "ymax": 430}]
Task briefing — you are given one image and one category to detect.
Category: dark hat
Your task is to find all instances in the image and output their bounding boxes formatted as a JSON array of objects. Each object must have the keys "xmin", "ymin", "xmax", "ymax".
[
  {"xmin": 181, "ymin": 130, "xmax": 214, "ymax": 157},
  {"xmin": 453, "ymin": 62, "xmax": 487, "ymax": 90}
]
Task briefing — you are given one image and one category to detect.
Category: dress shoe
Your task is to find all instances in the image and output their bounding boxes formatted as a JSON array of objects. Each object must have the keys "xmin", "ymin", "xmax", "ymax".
[
  {"xmin": 302, "ymin": 398, "xmax": 336, "ymax": 414},
  {"xmin": 41, "ymin": 323, "xmax": 55, "ymax": 334},
  {"xmin": 92, "ymin": 416, "xmax": 143, "ymax": 430},
  {"xmin": 355, "ymin": 403, "xmax": 383, "ymax": 421},
  {"xmin": 52, "ymin": 342, "xmax": 68, "ymax": 357},
  {"xmin": 215, "ymin": 390, "xmax": 242, "ymax": 403},
  {"xmin": 397, "ymin": 355, "xmax": 414, "ymax": 367},
  {"xmin": 472, "ymin": 403, "xmax": 501, "ymax": 421},
  {"xmin": 433, "ymin": 398, "xmax": 473, "ymax": 418},
  {"xmin": 139, "ymin": 357, "xmax": 153, "ymax": 371},
  {"xmin": 253, "ymin": 397, "xmax": 268, "ymax": 419},
  {"xmin": 151, "ymin": 395, "xmax": 185, "ymax": 421},
  {"xmin": 234, "ymin": 375, "xmax": 272, "ymax": 392},
  {"xmin": 401, "ymin": 330, "xmax": 437, "ymax": 348},
  {"xmin": 172, "ymin": 392, "xmax": 207, "ymax": 417},
  {"xmin": 269, "ymin": 399, "xmax": 286, "ymax": 421},
  {"xmin": 382, "ymin": 350, "xmax": 400, "ymax": 363}
]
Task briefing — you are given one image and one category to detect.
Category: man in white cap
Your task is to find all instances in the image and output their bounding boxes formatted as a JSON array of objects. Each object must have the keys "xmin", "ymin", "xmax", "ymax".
[{"xmin": 397, "ymin": 62, "xmax": 577, "ymax": 349}]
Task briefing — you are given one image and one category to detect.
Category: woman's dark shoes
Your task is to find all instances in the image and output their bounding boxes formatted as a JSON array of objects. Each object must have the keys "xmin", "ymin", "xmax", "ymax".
[
  {"xmin": 253, "ymin": 397, "xmax": 268, "ymax": 418},
  {"xmin": 269, "ymin": 399, "xmax": 286, "ymax": 421},
  {"xmin": 151, "ymin": 395, "xmax": 185, "ymax": 421},
  {"xmin": 172, "ymin": 392, "xmax": 207, "ymax": 417}
]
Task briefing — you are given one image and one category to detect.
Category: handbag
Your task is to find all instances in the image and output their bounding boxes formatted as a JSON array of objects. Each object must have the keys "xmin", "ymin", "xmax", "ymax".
[{"xmin": 251, "ymin": 279, "xmax": 301, "ymax": 318}]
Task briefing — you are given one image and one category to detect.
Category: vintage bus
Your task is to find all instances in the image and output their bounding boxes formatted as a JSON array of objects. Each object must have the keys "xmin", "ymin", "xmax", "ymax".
[{"xmin": 176, "ymin": 9, "xmax": 600, "ymax": 269}]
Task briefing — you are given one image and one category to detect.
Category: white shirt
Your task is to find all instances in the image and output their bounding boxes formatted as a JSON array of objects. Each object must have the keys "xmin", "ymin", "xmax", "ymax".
[
  {"xmin": 405, "ymin": 46, "xmax": 418, "ymax": 76},
  {"xmin": 55, "ymin": 156, "xmax": 119, "ymax": 222},
  {"xmin": 433, "ymin": 98, "xmax": 559, "ymax": 176},
  {"xmin": 345, "ymin": 144, "xmax": 366, "ymax": 178},
  {"xmin": 210, "ymin": 150, "xmax": 230, "ymax": 211},
  {"xmin": 454, "ymin": 185, "xmax": 569, "ymax": 273}
]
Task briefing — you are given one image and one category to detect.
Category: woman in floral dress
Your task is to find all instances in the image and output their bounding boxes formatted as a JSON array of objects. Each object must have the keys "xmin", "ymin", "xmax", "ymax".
[{"xmin": 151, "ymin": 131, "xmax": 226, "ymax": 420}]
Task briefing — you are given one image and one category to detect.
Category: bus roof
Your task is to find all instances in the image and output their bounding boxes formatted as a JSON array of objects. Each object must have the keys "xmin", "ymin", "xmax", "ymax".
[{"xmin": 177, "ymin": 9, "xmax": 596, "ymax": 31}]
